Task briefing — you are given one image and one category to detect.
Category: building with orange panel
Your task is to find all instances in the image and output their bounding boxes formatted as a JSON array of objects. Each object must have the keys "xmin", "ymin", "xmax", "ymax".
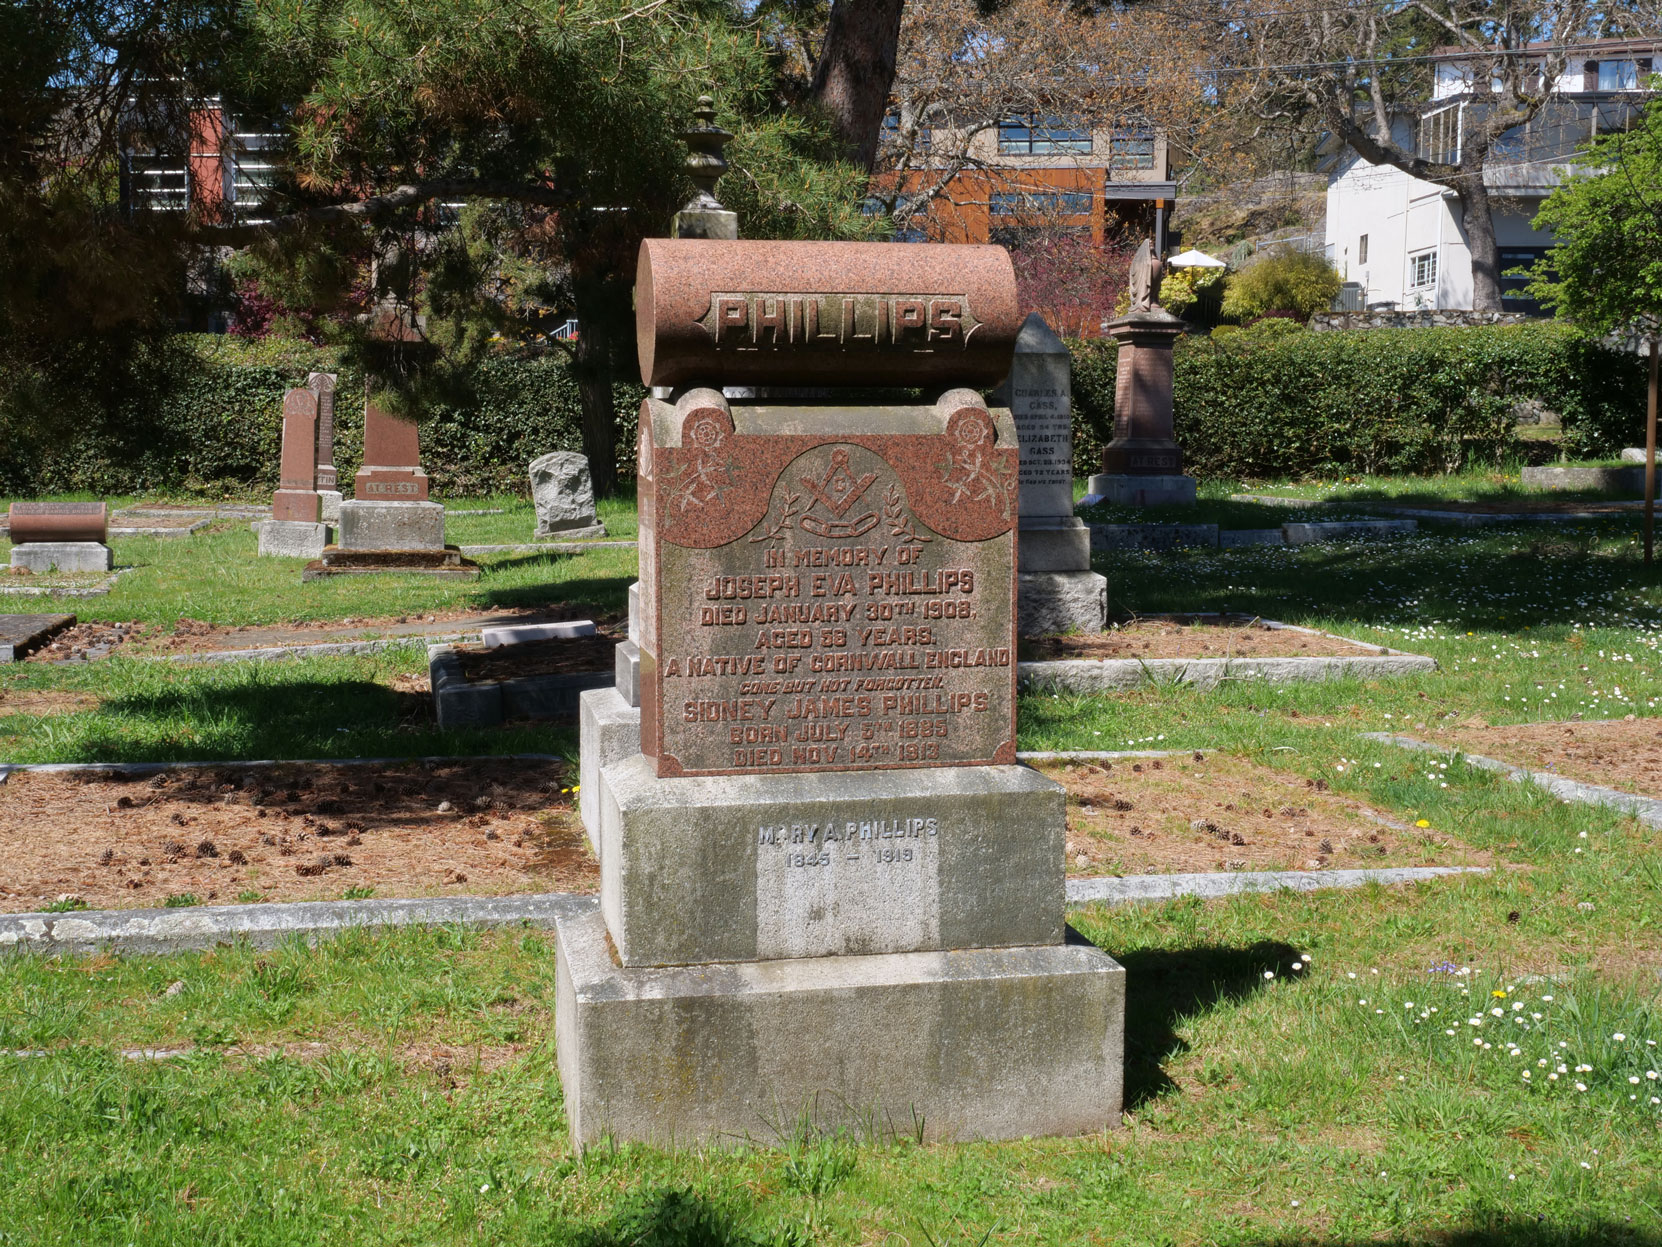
[{"xmin": 872, "ymin": 115, "xmax": 1176, "ymax": 251}]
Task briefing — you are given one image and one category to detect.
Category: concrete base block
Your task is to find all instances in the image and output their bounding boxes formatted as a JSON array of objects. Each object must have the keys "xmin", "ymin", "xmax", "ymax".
[
  {"xmin": 481, "ymin": 621, "xmax": 597, "ymax": 648},
  {"xmin": 499, "ymin": 671, "xmax": 613, "ymax": 721},
  {"xmin": 534, "ymin": 521, "xmax": 608, "ymax": 540},
  {"xmin": 614, "ymin": 640, "xmax": 641, "ymax": 708},
  {"xmin": 429, "ymin": 644, "xmax": 503, "ymax": 730},
  {"xmin": 598, "ymin": 755, "xmax": 1064, "ymax": 967},
  {"xmin": 338, "ymin": 500, "xmax": 445, "ymax": 551},
  {"xmin": 1089, "ymin": 523, "xmax": 1218, "ymax": 552},
  {"xmin": 1018, "ymin": 571, "xmax": 1108, "ymax": 636},
  {"xmin": 554, "ymin": 899, "xmax": 1124, "ymax": 1148},
  {"xmin": 10, "ymin": 543, "xmax": 113, "ymax": 574},
  {"xmin": 578, "ymin": 687, "xmax": 641, "ymax": 853},
  {"xmin": 318, "ymin": 491, "xmax": 343, "ymax": 523},
  {"xmin": 1522, "ymin": 464, "xmax": 1643, "ymax": 492},
  {"xmin": 1085, "ymin": 473, "xmax": 1197, "ymax": 507},
  {"xmin": 1282, "ymin": 520, "xmax": 1416, "ymax": 545},
  {"xmin": 256, "ymin": 521, "xmax": 331, "ymax": 559},
  {"xmin": 1018, "ymin": 519, "xmax": 1092, "ymax": 572},
  {"xmin": 1621, "ymin": 448, "xmax": 1648, "ymax": 465}
]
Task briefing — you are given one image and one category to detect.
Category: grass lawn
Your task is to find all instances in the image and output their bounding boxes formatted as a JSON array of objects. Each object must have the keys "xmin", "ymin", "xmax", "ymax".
[
  {"xmin": 1218, "ymin": 462, "xmax": 1644, "ymax": 508},
  {"xmin": 3, "ymin": 491, "xmax": 1662, "ymax": 1243},
  {"xmin": 0, "ymin": 494, "xmax": 637, "ymax": 630}
]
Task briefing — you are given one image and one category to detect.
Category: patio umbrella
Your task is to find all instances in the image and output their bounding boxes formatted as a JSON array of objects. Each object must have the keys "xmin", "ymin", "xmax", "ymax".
[{"xmin": 1166, "ymin": 248, "xmax": 1227, "ymax": 269}]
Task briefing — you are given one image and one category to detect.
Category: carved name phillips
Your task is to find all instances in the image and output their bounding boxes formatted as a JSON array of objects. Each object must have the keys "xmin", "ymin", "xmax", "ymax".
[{"xmin": 635, "ymin": 239, "xmax": 1020, "ymax": 389}]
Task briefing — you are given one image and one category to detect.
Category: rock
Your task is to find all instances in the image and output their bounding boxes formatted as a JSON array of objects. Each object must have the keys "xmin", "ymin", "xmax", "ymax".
[{"xmin": 529, "ymin": 452, "xmax": 607, "ymax": 538}]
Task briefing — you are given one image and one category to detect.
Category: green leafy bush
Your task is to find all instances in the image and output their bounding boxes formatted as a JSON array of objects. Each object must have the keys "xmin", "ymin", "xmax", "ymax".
[
  {"xmin": 1219, "ymin": 251, "xmax": 1344, "ymax": 322},
  {"xmin": 0, "ymin": 335, "xmax": 642, "ymax": 498},
  {"xmin": 1069, "ymin": 322, "xmax": 1645, "ymax": 479},
  {"xmin": 0, "ymin": 324, "xmax": 1642, "ymax": 495}
]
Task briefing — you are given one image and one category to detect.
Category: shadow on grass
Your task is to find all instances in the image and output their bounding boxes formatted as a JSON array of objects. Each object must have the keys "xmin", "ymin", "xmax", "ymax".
[
  {"xmin": 1107, "ymin": 520, "xmax": 1662, "ymax": 631},
  {"xmin": 31, "ymin": 676, "xmax": 572, "ymax": 764},
  {"xmin": 576, "ymin": 1186, "xmax": 785, "ymax": 1247},
  {"xmin": 1251, "ymin": 1221, "xmax": 1662, "ymax": 1247},
  {"xmin": 1117, "ymin": 940, "xmax": 1303, "ymax": 1109},
  {"xmin": 475, "ymin": 568, "xmax": 635, "ymax": 614}
]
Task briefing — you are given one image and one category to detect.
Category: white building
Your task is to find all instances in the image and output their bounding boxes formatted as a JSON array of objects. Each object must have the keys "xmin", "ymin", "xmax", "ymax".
[{"xmin": 1323, "ymin": 39, "xmax": 1658, "ymax": 312}]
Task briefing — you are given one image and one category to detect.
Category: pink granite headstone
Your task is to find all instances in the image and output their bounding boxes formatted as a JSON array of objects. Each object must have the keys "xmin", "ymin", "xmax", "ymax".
[
  {"xmin": 353, "ymin": 308, "xmax": 431, "ymax": 502},
  {"xmin": 308, "ymin": 371, "xmax": 338, "ymax": 490},
  {"xmin": 272, "ymin": 388, "xmax": 322, "ymax": 522}
]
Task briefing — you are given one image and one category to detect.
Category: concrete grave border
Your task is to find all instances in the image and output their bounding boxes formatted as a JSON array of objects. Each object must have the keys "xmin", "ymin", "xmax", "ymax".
[
  {"xmin": 0, "ymin": 567, "xmax": 134, "ymax": 599},
  {"xmin": 1019, "ymin": 618, "xmax": 1436, "ymax": 693},
  {"xmin": 108, "ymin": 517, "xmax": 213, "ymax": 539},
  {"xmin": 0, "ymin": 868, "xmax": 1491, "ymax": 958},
  {"xmin": 1087, "ymin": 516, "xmax": 1417, "ymax": 551},
  {"xmin": 1362, "ymin": 731, "xmax": 1662, "ymax": 829},
  {"xmin": 0, "ymin": 613, "xmax": 75, "ymax": 662},
  {"xmin": 429, "ymin": 643, "xmax": 611, "ymax": 730}
]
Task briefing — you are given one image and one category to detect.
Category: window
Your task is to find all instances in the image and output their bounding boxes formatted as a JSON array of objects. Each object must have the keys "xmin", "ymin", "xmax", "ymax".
[
  {"xmin": 1109, "ymin": 130, "xmax": 1155, "ymax": 171},
  {"xmin": 997, "ymin": 116, "xmax": 1092, "ymax": 155},
  {"xmin": 880, "ymin": 111, "xmax": 931, "ymax": 152},
  {"xmin": 990, "ymin": 225, "xmax": 1088, "ymax": 248},
  {"xmin": 125, "ymin": 153, "xmax": 189, "ymax": 213},
  {"xmin": 1358, "ymin": 234, "xmax": 1369, "ymax": 264},
  {"xmin": 1499, "ymin": 246, "xmax": 1550, "ymax": 313},
  {"xmin": 1598, "ymin": 59, "xmax": 1640, "ymax": 90},
  {"xmin": 1408, "ymin": 250, "xmax": 1438, "ymax": 290},
  {"xmin": 989, "ymin": 190, "xmax": 1093, "ymax": 216},
  {"xmin": 227, "ymin": 118, "xmax": 283, "ymax": 224}
]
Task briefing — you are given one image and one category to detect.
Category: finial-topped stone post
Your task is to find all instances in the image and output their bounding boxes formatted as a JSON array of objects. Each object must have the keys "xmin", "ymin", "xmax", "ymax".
[{"xmin": 672, "ymin": 95, "xmax": 738, "ymax": 241}]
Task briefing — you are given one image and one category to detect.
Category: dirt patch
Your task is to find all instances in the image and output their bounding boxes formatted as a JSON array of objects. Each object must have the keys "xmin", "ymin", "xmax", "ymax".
[
  {"xmin": 1430, "ymin": 717, "xmax": 1662, "ymax": 796},
  {"xmin": 30, "ymin": 604, "xmax": 625, "ymax": 661},
  {"xmin": 0, "ymin": 759, "xmax": 597, "ymax": 913},
  {"xmin": 1032, "ymin": 753, "xmax": 1491, "ymax": 876},
  {"xmin": 25, "ymin": 620, "xmax": 151, "ymax": 662},
  {"xmin": 0, "ymin": 688, "xmax": 100, "ymax": 717},
  {"xmin": 456, "ymin": 628, "xmax": 623, "ymax": 681},
  {"xmin": 1022, "ymin": 617, "xmax": 1390, "ymax": 661},
  {"xmin": 0, "ymin": 750, "xmax": 1489, "ymax": 913},
  {"xmin": 109, "ymin": 515, "xmax": 203, "ymax": 530}
]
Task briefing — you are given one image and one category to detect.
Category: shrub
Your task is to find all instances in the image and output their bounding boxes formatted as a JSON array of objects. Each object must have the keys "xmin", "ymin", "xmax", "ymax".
[
  {"xmin": 1068, "ymin": 321, "xmax": 1645, "ymax": 480},
  {"xmin": 0, "ymin": 335, "xmax": 642, "ymax": 498},
  {"xmin": 1219, "ymin": 251, "xmax": 1343, "ymax": 322}
]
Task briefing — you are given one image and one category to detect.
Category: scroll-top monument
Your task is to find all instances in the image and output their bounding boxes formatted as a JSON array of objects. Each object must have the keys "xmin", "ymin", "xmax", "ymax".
[{"xmin": 557, "ymin": 237, "xmax": 1124, "ymax": 1148}]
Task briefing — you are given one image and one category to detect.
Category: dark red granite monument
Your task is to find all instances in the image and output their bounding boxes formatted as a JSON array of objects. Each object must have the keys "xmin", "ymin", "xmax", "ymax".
[{"xmin": 556, "ymin": 237, "xmax": 1124, "ymax": 1151}]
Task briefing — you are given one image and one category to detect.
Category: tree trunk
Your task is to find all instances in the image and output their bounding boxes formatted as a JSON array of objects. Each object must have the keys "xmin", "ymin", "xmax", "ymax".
[
  {"xmin": 572, "ymin": 295, "xmax": 618, "ymax": 499},
  {"xmin": 810, "ymin": 0, "xmax": 905, "ymax": 171},
  {"xmin": 1456, "ymin": 166, "xmax": 1504, "ymax": 312}
]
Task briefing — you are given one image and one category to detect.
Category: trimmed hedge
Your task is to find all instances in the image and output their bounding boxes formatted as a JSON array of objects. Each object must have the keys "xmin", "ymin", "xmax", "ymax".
[
  {"xmin": 0, "ymin": 335, "xmax": 643, "ymax": 498},
  {"xmin": 0, "ymin": 322, "xmax": 1643, "ymax": 497},
  {"xmin": 1068, "ymin": 321, "xmax": 1646, "ymax": 480}
]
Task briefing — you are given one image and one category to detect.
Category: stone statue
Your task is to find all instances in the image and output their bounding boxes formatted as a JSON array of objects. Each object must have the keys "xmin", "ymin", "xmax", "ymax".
[{"xmin": 1128, "ymin": 238, "xmax": 1164, "ymax": 313}]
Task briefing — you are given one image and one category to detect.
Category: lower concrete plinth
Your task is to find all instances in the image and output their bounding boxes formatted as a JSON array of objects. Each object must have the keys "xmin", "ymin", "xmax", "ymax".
[
  {"xmin": 1017, "ymin": 519, "xmax": 1092, "ymax": 573},
  {"xmin": 319, "ymin": 491, "xmax": 344, "ymax": 523},
  {"xmin": 553, "ymin": 899, "xmax": 1124, "ymax": 1148},
  {"xmin": 1085, "ymin": 474, "xmax": 1197, "ymax": 507},
  {"xmin": 578, "ymin": 687, "xmax": 641, "ymax": 854},
  {"xmin": 256, "ymin": 521, "xmax": 331, "ymax": 559},
  {"xmin": 599, "ymin": 756, "xmax": 1064, "ymax": 966},
  {"xmin": 10, "ymin": 543, "xmax": 112, "ymax": 574},
  {"xmin": 338, "ymin": 500, "xmax": 445, "ymax": 551},
  {"xmin": 614, "ymin": 640, "xmax": 641, "ymax": 708},
  {"xmin": 1018, "ymin": 571, "xmax": 1107, "ymax": 636}
]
